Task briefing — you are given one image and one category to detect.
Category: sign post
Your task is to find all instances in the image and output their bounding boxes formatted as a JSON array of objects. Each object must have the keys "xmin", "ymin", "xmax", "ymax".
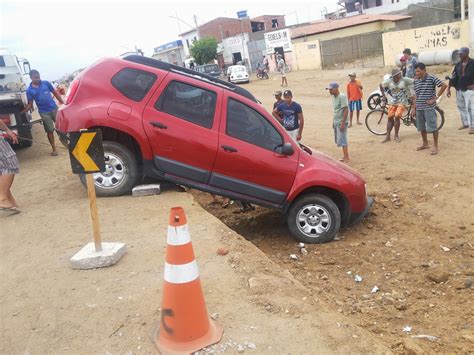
[{"xmin": 68, "ymin": 130, "xmax": 126, "ymax": 269}]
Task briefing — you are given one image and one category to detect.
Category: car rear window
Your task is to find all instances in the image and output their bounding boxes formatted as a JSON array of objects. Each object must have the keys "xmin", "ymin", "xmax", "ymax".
[
  {"xmin": 111, "ymin": 68, "xmax": 157, "ymax": 101},
  {"xmin": 155, "ymin": 81, "xmax": 217, "ymax": 128}
]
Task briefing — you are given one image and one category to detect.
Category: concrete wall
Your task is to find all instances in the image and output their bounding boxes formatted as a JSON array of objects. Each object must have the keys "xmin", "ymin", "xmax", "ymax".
[
  {"xmin": 382, "ymin": 20, "xmax": 469, "ymax": 66},
  {"xmin": 293, "ymin": 40, "xmax": 322, "ymax": 70}
]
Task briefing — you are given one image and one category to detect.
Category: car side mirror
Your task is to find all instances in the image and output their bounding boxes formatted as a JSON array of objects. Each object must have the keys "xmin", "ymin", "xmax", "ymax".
[
  {"xmin": 23, "ymin": 61, "xmax": 31, "ymax": 75},
  {"xmin": 281, "ymin": 142, "xmax": 294, "ymax": 156}
]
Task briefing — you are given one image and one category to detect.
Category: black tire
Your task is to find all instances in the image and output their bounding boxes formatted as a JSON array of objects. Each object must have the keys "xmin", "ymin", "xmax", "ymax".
[
  {"xmin": 367, "ymin": 93, "xmax": 382, "ymax": 110},
  {"xmin": 79, "ymin": 141, "xmax": 139, "ymax": 197},
  {"xmin": 287, "ymin": 193, "xmax": 341, "ymax": 244},
  {"xmin": 18, "ymin": 113, "xmax": 33, "ymax": 148},
  {"xmin": 435, "ymin": 106, "xmax": 445, "ymax": 131},
  {"xmin": 365, "ymin": 109, "xmax": 388, "ymax": 136},
  {"xmin": 256, "ymin": 73, "xmax": 263, "ymax": 79},
  {"xmin": 18, "ymin": 126, "xmax": 33, "ymax": 148}
]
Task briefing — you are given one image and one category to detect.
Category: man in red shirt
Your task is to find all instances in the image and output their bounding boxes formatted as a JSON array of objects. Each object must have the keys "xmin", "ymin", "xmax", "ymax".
[{"xmin": 346, "ymin": 72, "xmax": 363, "ymax": 127}]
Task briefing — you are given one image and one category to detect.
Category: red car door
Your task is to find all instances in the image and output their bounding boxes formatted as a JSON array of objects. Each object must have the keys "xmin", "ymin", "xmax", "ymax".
[
  {"xmin": 142, "ymin": 74, "xmax": 222, "ymax": 184},
  {"xmin": 210, "ymin": 92, "xmax": 299, "ymax": 206}
]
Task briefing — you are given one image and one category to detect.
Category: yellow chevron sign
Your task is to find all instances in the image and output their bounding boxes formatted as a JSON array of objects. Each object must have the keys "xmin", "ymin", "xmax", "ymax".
[{"xmin": 68, "ymin": 130, "xmax": 105, "ymax": 174}]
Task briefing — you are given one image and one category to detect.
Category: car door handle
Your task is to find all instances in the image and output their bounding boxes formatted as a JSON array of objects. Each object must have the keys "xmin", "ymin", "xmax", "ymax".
[
  {"xmin": 221, "ymin": 145, "xmax": 238, "ymax": 153},
  {"xmin": 150, "ymin": 121, "xmax": 168, "ymax": 129}
]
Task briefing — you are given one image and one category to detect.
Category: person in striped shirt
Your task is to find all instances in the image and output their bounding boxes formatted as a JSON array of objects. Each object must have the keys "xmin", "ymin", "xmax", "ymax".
[{"xmin": 412, "ymin": 63, "xmax": 447, "ymax": 155}]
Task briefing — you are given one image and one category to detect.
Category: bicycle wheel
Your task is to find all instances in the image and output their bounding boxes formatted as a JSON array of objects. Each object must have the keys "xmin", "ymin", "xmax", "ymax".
[
  {"xmin": 365, "ymin": 109, "xmax": 388, "ymax": 136},
  {"xmin": 285, "ymin": 64, "xmax": 292, "ymax": 73},
  {"xmin": 435, "ymin": 106, "xmax": 445, "ymax": 131},
  {"xmin": 367, "ymin": 93, "xmax": 382, "ymax": 110}
]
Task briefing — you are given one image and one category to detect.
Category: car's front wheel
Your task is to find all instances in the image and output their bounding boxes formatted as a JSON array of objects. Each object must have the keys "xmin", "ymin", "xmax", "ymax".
[
  {"xmin": 287, "ymin": 193, "xmax": 341, "ymax": 244},
  {"xmin": 79, "ymin": 141, "xmax": 139, "ymax": 197}
]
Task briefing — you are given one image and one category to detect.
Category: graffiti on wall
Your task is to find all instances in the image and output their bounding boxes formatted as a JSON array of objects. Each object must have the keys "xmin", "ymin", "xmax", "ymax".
[{"xmin": 415, "ymin": 24, "xmax": 461, "ymax": 50}]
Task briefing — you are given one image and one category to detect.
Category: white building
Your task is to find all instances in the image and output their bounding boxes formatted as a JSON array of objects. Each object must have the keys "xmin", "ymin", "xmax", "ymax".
[
  {"xmin": 222, "ymin": 33, "xmax": 250, "ymax": 68},
  {"xmin": 179, "ymin": 29, "xmax": 199, "ymax": 58}
]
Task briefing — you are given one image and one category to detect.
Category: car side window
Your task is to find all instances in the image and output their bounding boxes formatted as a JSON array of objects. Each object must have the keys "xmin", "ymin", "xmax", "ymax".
[
  {"xmin": 226, "ymin": 98, "xmax": 282, "ymax": 151},
  {"xmin": 111, "ymin": 68, "xmax": 157, "ymax": 102},
  {"xmin": 155, "ymin": 81, "xmax": 217, "ymax": 129}
]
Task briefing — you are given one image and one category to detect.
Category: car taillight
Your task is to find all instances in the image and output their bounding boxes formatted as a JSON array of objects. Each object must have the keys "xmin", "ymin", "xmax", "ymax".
[
  {"xmin": 65, "ymin": 78, "xmax": 79, "ymax": 105},
  {"xmin": 0, "ymin": 115, "xmax": 11, "ymax": 126}
]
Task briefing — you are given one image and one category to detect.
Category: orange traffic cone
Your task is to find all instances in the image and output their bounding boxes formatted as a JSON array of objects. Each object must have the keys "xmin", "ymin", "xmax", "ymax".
[{"xmin": 152, "ymin": 207, "xmax": 223, "ymax": 354}]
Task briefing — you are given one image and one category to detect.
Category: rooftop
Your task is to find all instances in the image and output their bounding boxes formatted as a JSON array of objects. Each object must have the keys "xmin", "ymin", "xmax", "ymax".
[{"xmin": 290, "ymin": 14, "xmax": 411, "ymax": 39}]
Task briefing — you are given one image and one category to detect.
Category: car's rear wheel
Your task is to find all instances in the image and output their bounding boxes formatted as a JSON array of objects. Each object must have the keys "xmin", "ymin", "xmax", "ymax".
[
  {"xmin": 79, "ymin": 141, "xmax": 139, "ymax": 197},
  {"xmin": 287, "ymin": 193, "xmax": 341, "ymax": 244}
]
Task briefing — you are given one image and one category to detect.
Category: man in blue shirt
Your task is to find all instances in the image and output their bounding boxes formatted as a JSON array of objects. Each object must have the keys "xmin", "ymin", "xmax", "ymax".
[
  {"xmin": 272, "ymin": 90, "xmax": 304, "ymax": 141},
  {"xmin": 21, "ymin": 70, "xmax": 64, "ymax": 156}
]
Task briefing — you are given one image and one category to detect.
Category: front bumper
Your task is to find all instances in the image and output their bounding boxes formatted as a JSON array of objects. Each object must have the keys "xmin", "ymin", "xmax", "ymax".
[
  {"xmin": 230, "ymin": 77, "xmax": 249, "ymax": 83},
  {"xmin": 347, "ymin": 196, "xmax": 373, "ymax": 226}
]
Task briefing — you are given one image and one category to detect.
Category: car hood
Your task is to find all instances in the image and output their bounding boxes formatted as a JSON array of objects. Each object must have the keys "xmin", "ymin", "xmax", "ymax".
[{"xmin": 299, "ymin": 144, "xmax": 365, "ymax": 181}]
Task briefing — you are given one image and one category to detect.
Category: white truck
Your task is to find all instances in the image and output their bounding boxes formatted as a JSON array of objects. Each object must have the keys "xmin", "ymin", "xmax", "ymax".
[{"xmin": 0, "ymin": 48, "xmax": 39, "ymax": 148}]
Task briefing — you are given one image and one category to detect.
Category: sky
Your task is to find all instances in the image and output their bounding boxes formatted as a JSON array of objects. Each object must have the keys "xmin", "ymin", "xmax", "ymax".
[{"xmin": 1, "ymin": 0, "xmax": 337, "ymax": 80}]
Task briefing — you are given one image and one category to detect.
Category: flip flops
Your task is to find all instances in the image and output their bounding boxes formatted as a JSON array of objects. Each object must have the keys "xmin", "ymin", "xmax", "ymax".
[
  {"xmin": 0, "ymin": 206, "xmax": 21, "ymax": 215},
  {"xmin": 416, "ymin": 145, "xmax": 430, "ymax": 151}
]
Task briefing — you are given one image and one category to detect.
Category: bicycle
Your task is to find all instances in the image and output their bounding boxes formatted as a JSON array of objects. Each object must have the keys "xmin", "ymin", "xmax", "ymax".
[{"xmin": 365, "ymin": 97, "xmax": 445, "ymax": 136}]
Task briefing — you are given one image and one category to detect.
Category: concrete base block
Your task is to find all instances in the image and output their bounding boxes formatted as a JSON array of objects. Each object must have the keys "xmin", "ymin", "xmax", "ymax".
[
  {"xmin": 70, "ymin": 242, "xmax": 127, "ymax": 270},
  {"xmin": 132, "ymin": 184, "xmax": 161, "ymax": 197}
]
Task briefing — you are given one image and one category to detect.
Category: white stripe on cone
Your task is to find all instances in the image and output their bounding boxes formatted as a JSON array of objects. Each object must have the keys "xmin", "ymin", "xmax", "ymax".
[
  {"xmin": 164, "ymin": 260, "xmax": 199, "ymax": 284},
  {"xmin": 167, "ymin": 225, "xmax": 191, "ymax": 246}
]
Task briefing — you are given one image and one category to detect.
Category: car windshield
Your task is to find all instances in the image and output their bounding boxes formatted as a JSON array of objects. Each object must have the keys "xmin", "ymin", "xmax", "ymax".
[{"xmin": 232, "ymin": 66, "xmax": 246, "ymax": 73}]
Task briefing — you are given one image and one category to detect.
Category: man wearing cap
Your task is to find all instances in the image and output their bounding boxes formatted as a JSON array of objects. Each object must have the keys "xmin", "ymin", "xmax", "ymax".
[
  {"xmin": 273, "ymin": 90, "xmax": 283, "ymax": 110},
  {"xmin": 403, "ymin": 48, "xmax": 418, "ymax": 79},
  {"xmin": 413, "ymin": 62, "xmax": 447, "ymax": 155},
  {"xmin": 380, "ymin": 68, "xmax": 415, "ymax": 143},
  {"xmin": 272, "ymin": 90, "xmax": 304, "ymax": 141},
  {"xmin": 346, "ymin": 72, "xmax": 363, "ymax": 127},
  {"xmin": 447, "ymin": 47, "xmax": 474, "ymax": 133},
  {"xmin": 326, "ymin": 82, "xmax": 350, "ymax": 163}
]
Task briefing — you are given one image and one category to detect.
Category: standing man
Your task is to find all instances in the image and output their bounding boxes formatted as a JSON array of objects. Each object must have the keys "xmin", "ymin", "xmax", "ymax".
[
  {"xmin": 403, "ymin": 48, "xmax": 418, "ymax": 79},
  {"xmin": 447, "ymin": 47, "xmax": 474, "ymax": 133},
  {"xmin": 272, "ymin": 90, "xmax": 283, "ymax": 110},
  {"xmin": 380, "ymin": 68, "xmax": 415, "ymax": 143},
  {"xmin": 277, "ymin": 54, "xmax": 288, "ymax": 87},
  {"xmin": 20, "ymin": 70, "xmax": 64, "ymax": 156},
  {"xmin": 326, "ymin": 82, "xmax": 350, "ymax": 163},
  {"xmin": 272, "ymin": 90, "xmax": 304, "ymax": 141},
  {"xmin": 413, "ymin": 63, "xmax": 447, "ymax": 155},
  {"xmin": 0, "ymin": 120, "xmax": 20, "ymax": 214},
  {"xmin": 346, "ymin": 72, "xmax": 363, "ymax": 127},
  {"xmin": 263, "ymin": 55, "xmax": 269, "ymax": 71}
]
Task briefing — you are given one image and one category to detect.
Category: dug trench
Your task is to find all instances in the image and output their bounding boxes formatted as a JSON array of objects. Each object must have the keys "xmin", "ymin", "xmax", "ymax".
[{"xmin": 192, "ymin": 187, "xmax": 474, "ymax": 353}]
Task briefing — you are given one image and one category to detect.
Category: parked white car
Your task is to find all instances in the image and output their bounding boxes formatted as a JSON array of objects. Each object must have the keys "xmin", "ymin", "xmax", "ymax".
[{"xmin": 226, "ymin": 65, "xmax": 249, "ymax": 84}]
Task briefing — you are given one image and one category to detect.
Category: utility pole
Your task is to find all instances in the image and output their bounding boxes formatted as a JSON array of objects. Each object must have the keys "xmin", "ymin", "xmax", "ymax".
[{"xmin": 193, "ymin": 14, "xmax": 200, "ymax": 39}]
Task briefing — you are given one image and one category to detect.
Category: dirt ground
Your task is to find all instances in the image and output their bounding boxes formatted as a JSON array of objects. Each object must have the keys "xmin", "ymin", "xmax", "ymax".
[
  {"xmin": 193, "ymin": 65, "xmax": 474, "ymax": 353},
  {"xmin": 1, "ymin": 65, "xmax": 472, "ymax": 354}
]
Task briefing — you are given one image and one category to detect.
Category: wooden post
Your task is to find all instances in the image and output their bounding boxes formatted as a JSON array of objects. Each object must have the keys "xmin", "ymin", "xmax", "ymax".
[{"xmin": 86, "ymin": 173, "xmax": 102, "ymax": 252}]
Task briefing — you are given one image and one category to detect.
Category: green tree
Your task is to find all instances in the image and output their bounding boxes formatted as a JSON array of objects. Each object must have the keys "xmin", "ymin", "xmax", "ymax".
[{"xmin": 189, "ymin": 38, "xmax": 218, "ymax": 65}]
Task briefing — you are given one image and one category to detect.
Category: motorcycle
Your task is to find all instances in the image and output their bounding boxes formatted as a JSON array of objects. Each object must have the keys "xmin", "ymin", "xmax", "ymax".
[{"xmin": 256, "ymin": 67, "xmax": 269, "ymax": 80}]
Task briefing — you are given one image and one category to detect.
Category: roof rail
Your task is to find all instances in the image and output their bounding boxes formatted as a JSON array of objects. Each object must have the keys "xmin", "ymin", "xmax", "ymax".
[{"xmin": 122, "ymin": 55, "xmax": 258, "ymax": 103}]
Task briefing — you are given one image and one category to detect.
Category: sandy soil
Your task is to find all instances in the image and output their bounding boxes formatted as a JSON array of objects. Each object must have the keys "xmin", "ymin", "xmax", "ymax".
[
  {"xmin": 1, "ymin": 119, "xmax": 391, "ymax": 352},
  {"xmin": 193, "ymin": 65, "xmax": 474, "ymax": 353},
  {"xmin": 1, "ymin": 65, "xmax": 472, "ymax": 354}
]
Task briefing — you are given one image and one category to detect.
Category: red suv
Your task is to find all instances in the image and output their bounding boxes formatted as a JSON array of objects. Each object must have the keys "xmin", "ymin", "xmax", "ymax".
[{"xmin": 56, "ymin": 55, "xmax": 372, "ymax": 244}]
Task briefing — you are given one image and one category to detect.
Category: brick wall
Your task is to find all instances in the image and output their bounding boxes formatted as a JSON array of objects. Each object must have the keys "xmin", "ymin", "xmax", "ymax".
[{"xmin": 199, "ymin": 18, "xmax": 252, "ymax": 42}]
